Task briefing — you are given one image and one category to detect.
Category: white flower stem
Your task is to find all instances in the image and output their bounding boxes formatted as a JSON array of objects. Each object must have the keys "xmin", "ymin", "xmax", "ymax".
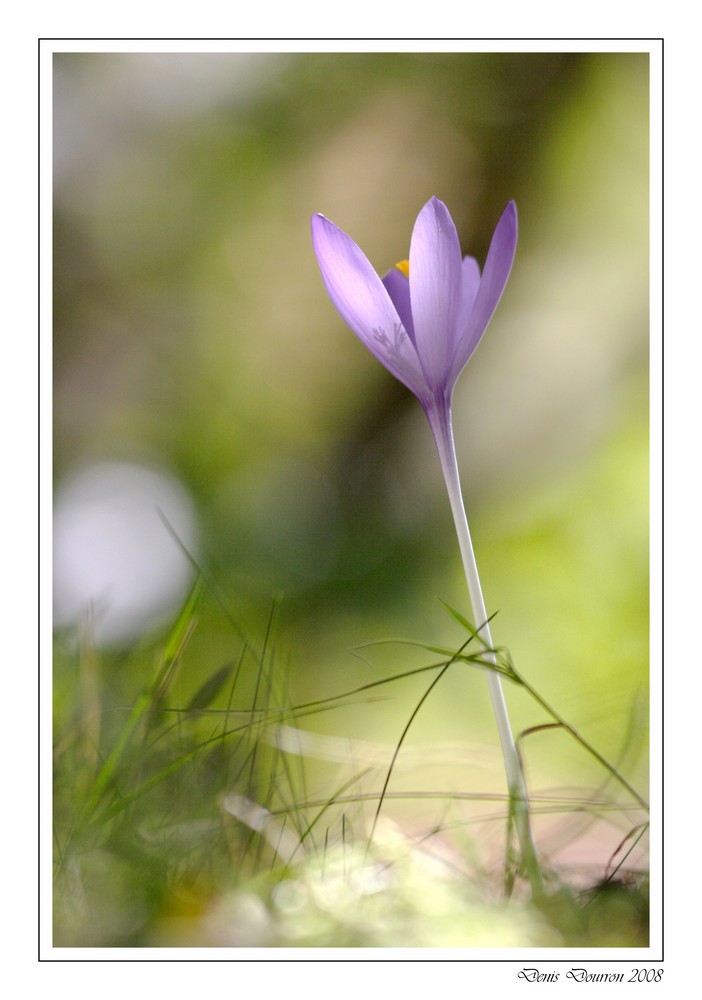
[{"xmin": 427, "ymin": 401, "xmax": 543, "ymax": 895}]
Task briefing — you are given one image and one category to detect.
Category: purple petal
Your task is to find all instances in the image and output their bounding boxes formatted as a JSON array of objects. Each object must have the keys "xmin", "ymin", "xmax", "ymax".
[
  {"xmin": 311, "ymin": 214, "xmax": 426, "ymax": 396},
  {"xmin": 408, "ymin": 197, "xmax": 464, "ymax": 390},
  {"xmin": 381, "ymin": 267, "xmax": 415, "ymax": 344},
  {"xmin": 450, "ymin": 201, "xmax": 518, "ymax": 381},
  {"xmin": 456, "ymin": 255, "xmax": 481, "ymax": 336}
]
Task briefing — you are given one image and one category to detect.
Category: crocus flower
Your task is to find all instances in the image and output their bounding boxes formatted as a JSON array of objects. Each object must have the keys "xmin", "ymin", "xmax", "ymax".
[
  {"xmin": 310, "ymin": 196, "xmax": 517, "ymax": 421},
  {"xmin": 310, "ymin": 196, "xmax": 518, "ymax": 659},
  {"xmin": 311, "ymin": 197, "xmax": 542, "ymax": 893}
]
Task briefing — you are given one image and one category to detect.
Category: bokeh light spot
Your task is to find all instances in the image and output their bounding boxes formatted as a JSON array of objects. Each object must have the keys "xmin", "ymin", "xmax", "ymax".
[{"xmin": 53, "ymin": 461, "xmax": 198, "ymax": 645}]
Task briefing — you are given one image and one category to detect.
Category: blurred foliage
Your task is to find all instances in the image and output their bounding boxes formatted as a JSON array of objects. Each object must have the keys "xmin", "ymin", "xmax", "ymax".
[
  {"xmin": 53, "ymin": 50, "xmax": 650, "ymax": 947},
  {"xmin": 53, "ymin": 581, "xmax": 649, "ymax": 947}
]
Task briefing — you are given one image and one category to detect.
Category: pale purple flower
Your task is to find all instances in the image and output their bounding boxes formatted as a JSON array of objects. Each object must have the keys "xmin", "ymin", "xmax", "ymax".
[
  {"xmin": 311, "ymin": 197, "xmax": 541, "ymax": 890},
  {"xmin": 310, "ymin": 196, "xmax": 517, "ymax": 417}
]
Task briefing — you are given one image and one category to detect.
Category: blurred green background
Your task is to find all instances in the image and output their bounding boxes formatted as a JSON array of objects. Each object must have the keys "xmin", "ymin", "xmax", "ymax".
[{"xmin": 53, "ymin": 50, "xmax": 649, "ymax": 929}]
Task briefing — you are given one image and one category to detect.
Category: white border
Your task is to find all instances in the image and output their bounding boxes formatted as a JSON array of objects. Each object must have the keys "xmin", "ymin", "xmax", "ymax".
[{"xmin": 38, "ymin": 37, "xmax": 663, "ymax": 978}]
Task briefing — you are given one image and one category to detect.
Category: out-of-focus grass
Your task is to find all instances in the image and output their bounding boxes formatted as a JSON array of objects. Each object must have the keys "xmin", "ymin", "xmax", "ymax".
[{"xmin": 53, "ymin": 574, "xmax": 648, "ymax": 948}]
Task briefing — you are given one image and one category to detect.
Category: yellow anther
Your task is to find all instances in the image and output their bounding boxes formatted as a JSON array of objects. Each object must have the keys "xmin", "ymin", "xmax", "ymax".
[{"xmin": 395, "ymin": 259, "xmax": 410, "ymax": 277}]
